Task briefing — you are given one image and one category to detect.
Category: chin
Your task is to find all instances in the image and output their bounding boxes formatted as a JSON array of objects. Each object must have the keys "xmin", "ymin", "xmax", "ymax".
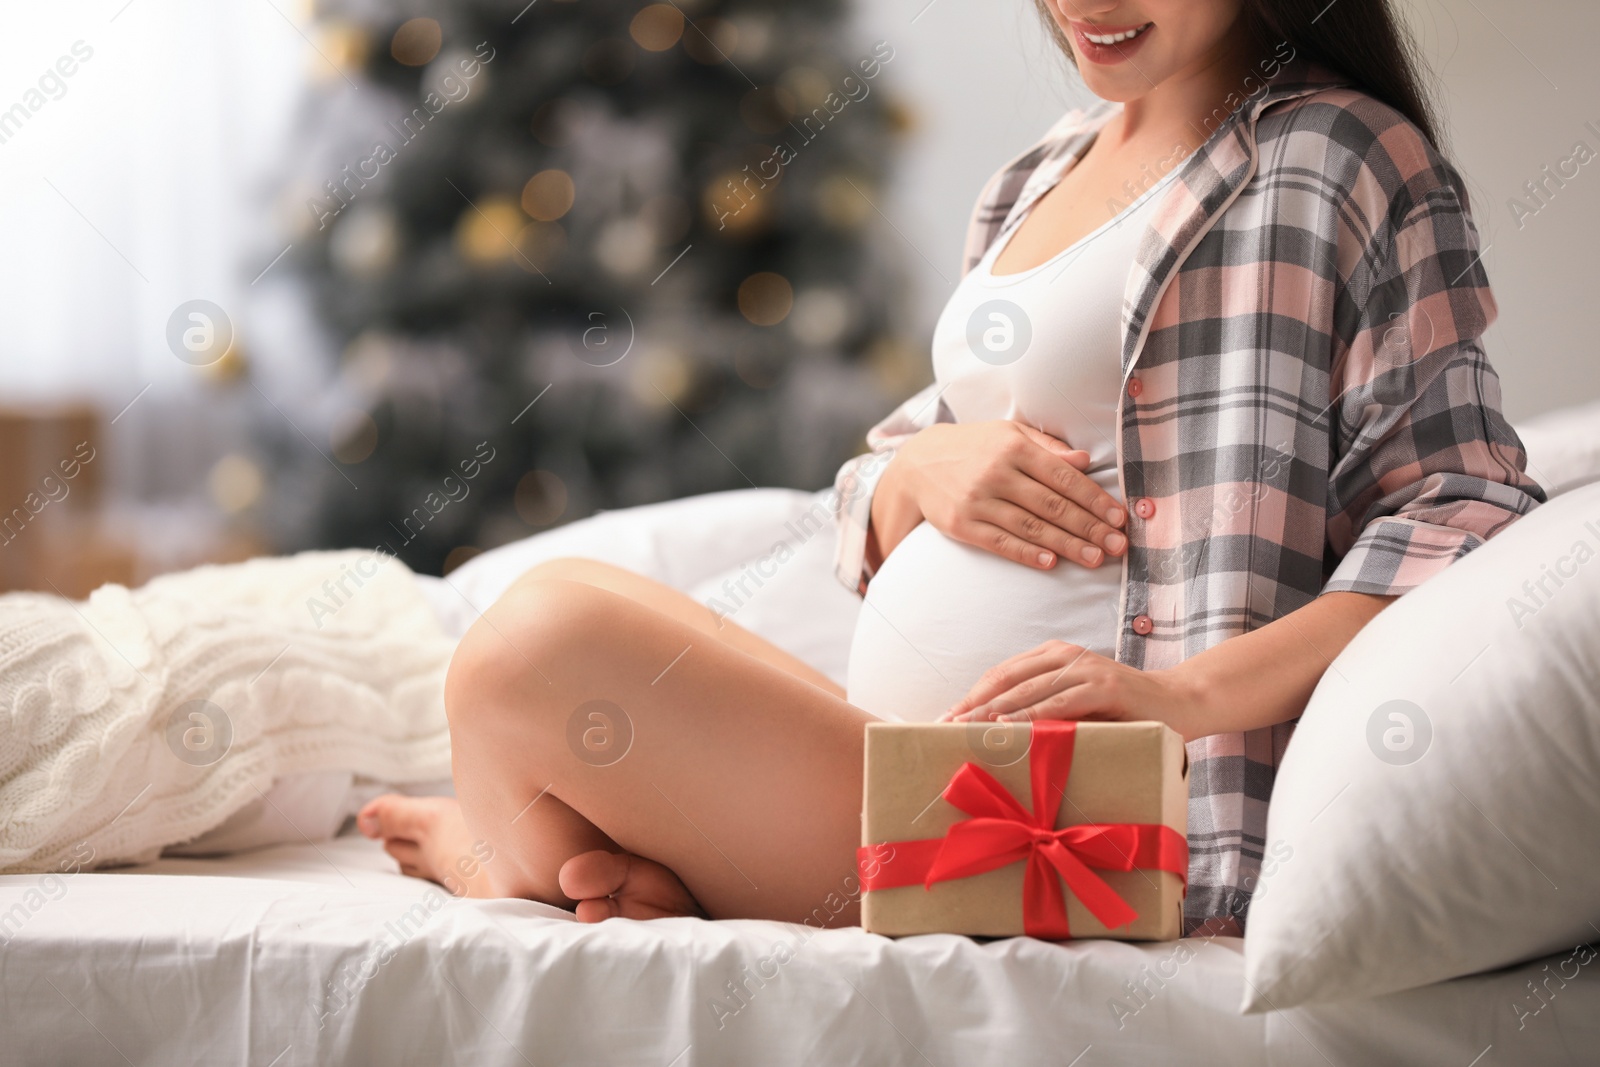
[{"xmin": 1074, "ymin": 65, "xmax": 1159, "ymax": 105}]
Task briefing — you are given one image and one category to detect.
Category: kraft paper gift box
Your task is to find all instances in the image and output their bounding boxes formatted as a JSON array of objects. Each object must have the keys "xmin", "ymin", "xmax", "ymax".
[{"xmin": 859, "ymin": 721, "xmax": 1188, "ymax": 941}]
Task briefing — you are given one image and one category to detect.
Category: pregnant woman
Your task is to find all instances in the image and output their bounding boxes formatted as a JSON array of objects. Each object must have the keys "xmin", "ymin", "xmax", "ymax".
[{"xmin": 360, "ymin": 0, "xmax": 1543, "ymax": 932}]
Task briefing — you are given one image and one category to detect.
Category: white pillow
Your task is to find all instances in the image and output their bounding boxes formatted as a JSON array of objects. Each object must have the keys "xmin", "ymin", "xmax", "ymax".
[
  {"xmin": 1515, "ymin": 398, "xmax": 1600, "ymax": 498},
  {"xmin": 426, "ymin": 487, "xmax": 861, "ymax": 684},
  {"xmin": 1242, "ymin": 481, "xmax": 1600, "ymax": 1011},
  {"xmin": 162, "ymin": 771, "xmax": 354, "ymax": 856}
]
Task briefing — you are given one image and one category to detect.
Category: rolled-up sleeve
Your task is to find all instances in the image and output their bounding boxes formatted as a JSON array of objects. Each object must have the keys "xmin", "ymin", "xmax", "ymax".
[
  {"xmin": 1322, "ymin": 170, "xmax": 1545, "ymax": 597},
  {"xmin": 831, "ymin": 382, "xmax": 951, "ymax": 594}
]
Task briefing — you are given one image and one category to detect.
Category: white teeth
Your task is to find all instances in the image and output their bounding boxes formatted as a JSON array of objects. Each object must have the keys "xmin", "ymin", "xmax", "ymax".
[{"xmin": 1084, "ymin": 23, "xmax": 1150, "ymax": 45}]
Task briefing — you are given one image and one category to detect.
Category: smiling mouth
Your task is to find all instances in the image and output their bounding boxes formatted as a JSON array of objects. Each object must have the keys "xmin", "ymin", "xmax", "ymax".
[{"xmin": 1080, "ymin": 22, "xmax": 1153, "ymax": 46}]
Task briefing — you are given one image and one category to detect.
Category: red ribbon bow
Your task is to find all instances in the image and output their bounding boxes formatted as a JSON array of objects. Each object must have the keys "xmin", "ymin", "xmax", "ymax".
[{"xmin": 857, "ymin": 722, "xmax": 1187, "ymax": 939}]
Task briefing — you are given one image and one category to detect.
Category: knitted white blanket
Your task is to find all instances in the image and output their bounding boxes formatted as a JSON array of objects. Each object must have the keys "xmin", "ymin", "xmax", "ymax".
[{"xmin": 0, "ymin": 550, "xmax": 456, "ymax": 874}]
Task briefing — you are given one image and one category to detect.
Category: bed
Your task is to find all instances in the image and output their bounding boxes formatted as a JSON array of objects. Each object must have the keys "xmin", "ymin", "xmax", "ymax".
[
  {"xmin": 6, "ymin": 401, "xmax": 1600, "ymax": 1066},
  {"xmin": 4, "ymin": 833, "xmax": 1593, "ymax": 1066}
]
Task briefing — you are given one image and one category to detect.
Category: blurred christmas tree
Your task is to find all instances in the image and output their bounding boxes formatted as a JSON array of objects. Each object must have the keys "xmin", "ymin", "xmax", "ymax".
[{"xmin": 276, "ymin": 0, "xmax": 918, "ymax": 576}]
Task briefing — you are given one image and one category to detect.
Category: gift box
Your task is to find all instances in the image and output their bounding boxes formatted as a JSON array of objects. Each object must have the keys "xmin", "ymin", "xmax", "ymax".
[{"xmin": 859, "ymin": 721, "xmax": 1188, "ymax": 940}]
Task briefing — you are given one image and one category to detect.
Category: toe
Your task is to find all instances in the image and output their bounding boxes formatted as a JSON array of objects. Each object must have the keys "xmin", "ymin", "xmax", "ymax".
[
  {"xmin": 357, "ymin": 795, "xmax": 398, "ymax": 838},
  {"xmin": 383, "ymin": 838, "xmax": 423, "ymax": 871},
  {"xmin": 558, "ymin": 850, "xmax": 630, "ymax": 902},
  {"xmin": 559, "ymin": 851, "xmax": 706, "ymax": 921},
  {"xmin": 615, "ymin": 857, "xmax": 707, "ymax": 920},
  {"xmin": 358, "ymin": 794, "xmax": 436, "ymax": 842},
  {"xmin": 356, "ymin": 798, "xmax": 384, "ymax": 838},
  {"xmin": 574, "ymin": 897, "xmax": 620, "ymax": 924}
]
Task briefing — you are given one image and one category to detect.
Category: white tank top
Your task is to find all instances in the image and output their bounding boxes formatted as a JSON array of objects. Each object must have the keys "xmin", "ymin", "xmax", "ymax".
[{"xmin": 845, "ymin": 165, "xmax": 1177, "ymax": 722}]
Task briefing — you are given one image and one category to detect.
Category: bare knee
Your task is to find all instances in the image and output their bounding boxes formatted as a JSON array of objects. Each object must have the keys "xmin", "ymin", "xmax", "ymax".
[
  {"xmin": 514, "ymin": 556, "xmax": 626, "ymax": 591},
  {"xmin": 444, "ymin": 577, "xmax": 615, "ymax": 735}
]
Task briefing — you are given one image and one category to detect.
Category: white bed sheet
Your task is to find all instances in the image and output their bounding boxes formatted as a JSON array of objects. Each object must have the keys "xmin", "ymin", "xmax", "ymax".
[{"xmin": 1, "ymin": 834, "xmax": 1594, "ymax": 1066}]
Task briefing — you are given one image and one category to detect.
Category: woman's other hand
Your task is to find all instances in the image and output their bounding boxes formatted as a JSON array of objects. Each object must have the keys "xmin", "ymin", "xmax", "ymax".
[
  {"xmin": 937, "ymin": 639, "xmax": 1210, "ymax": 743},
  {"xmin": 870, "ymin": 421, "xmax": 1127, "ymax": 572}
]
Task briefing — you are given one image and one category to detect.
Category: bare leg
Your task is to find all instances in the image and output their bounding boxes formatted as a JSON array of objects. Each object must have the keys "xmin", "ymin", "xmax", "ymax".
[
  {"xmin": 362, "ymin": 559, "xmax": 866, "ymax": 924},
  {"xmin": 502, "ymin": 557, "xmax": 843, "ymax": 696}
]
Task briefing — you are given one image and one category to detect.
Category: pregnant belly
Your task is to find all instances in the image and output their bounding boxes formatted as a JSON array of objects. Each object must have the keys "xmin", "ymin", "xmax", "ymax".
[{"xmin": 845, "ymin": 522, "xmax": 1123, "ymax": 722}]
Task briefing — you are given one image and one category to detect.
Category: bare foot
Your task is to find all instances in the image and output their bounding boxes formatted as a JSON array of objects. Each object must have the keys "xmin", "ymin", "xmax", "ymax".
[
  {"xmin": 557, "ymin": 849, "xmax": 707, "ymax": 922},
  {"xmin": 357, "ymin": 794, "xmax": 502, "ymax": 899}
]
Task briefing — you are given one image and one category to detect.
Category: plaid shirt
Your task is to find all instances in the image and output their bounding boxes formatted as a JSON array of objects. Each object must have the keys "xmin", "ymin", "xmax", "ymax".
[{"xmin": 831, "ymin": 62, "xmax": 1544, "ymax": 933}]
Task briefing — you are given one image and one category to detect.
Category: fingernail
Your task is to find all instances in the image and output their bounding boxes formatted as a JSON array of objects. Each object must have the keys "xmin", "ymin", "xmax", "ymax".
[
  {"xmin": 1105, "ymin": 532, "xmax": 1126, "ymax": 552},
  {"xmin": 1037, "ymin": 551, "xmax": 1054, "ymax": 567},
  {"xmin": 1081, "ymin": 545, "xmax": 1102, "ymax": 564},
  {"xmin": 1108, "ymin": 507, "xmax": 1126, "ymax": 526}
]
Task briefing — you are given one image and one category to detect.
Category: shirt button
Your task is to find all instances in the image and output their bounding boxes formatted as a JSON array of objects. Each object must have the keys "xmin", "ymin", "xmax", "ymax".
[
  {"xmin": 1132, "ymin": 614, "xmax": 1154, "ymax": 636},
  {"xmin": 1126, "ymin": 377, "xmax": 1143, "ymax": 399},
  {"xmin": 1134, "ymin": 497, "xmax": 1156, "ymax": 520}
]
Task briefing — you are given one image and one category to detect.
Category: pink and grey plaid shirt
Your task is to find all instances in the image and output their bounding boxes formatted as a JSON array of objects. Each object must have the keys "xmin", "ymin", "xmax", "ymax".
[{"xmin": 831, "ymin": 62, "xmax": 1543, "ymax": 933}]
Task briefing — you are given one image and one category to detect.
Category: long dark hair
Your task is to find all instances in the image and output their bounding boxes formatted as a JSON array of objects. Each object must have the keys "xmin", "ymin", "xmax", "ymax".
[{"xmin": 1034, "ymin": 0, "xmax": 1442, "ymax": 148}]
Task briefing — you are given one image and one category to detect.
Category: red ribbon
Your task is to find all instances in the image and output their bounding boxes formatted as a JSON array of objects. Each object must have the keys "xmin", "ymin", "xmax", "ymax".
[{"xmin": 857, "ymin": 722, "xmax": 1187, "ymax": 939}]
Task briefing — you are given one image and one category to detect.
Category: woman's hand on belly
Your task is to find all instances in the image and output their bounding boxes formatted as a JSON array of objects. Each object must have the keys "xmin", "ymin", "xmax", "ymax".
[
  {"xmin": 937, "ymin": 594, "xmax": 1399, "ymax": 743},
  {"xmin": 873, "ymin": 421, "xmax": 1127, "ymax": 573},
  {"xmin": 937, "ymin": 639, "xmax": 1208, "ymax": 742}
]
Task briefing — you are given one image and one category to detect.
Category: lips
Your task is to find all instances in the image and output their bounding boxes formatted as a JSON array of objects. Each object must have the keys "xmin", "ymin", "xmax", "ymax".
[{"xmin": 1068, "ymin": 20, "xmax": 1154, "ymax": 65}]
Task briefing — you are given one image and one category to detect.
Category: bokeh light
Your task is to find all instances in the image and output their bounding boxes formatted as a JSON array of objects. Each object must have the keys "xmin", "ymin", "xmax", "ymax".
[
  {"xmin": 815, "ymin": 173, "xmax": 872, "ymax": 228},
  {"xmin": 454, "ymin": 197, "xmax": 525, "ymax": 265},
  {"xmin": 790, "ymin": 287, "xmax": 854, "ymax": 346},
  {"xmin": 595, "ymin": 217, "xmax": 655, "ymax": 277},
  {"xmin": 330, "ymin": 410, "xmax": 379, "ymax": 464},
  {"xmin": 629, "ymin": 5, "xmax": 684, "ymax": 51},
  {"xmin": 737, "ymin": 272, "xmax": 793, "ymax": 326},
  {"xmin": 778, "ymin": 66, "xmax": 832, "ymax": 111},
  {"xmin": 209, "ymin": 455, "xmax": 263, "ymax": 514},
  {"xmin": 631, "ymin": 348, "xmax": 692, "ymax": 407},
  {"xmin": 391, "ymin": 18, "xmax": 442, "ymax": 67},
  {"xmin": 521, "ymin": 169, "xmax": 575, "ymax": 222},
  {"xmin": 514, "ymin": 470, "xmax": 568, "ymax": 526},
  {"xmin": 702, "ymin": 171, "xmax": 771, "ymax": 234},
  {"xmin": 318, "ymin": 21, "xmax": 370, "ymax": 77}
]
